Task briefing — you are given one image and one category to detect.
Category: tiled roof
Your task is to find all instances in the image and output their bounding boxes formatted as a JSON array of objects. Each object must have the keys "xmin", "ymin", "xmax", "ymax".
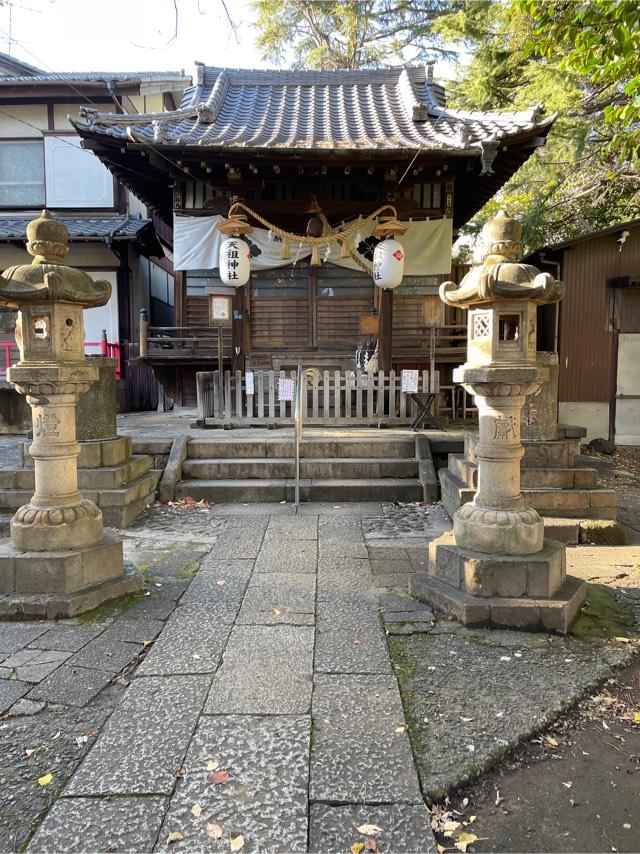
[
  {"xmin": 0, "ymin": 70, "xmax": 186, "ymax": 83},
  {"xmin": 0, "ymin": 215, "xmax": 152, "ymax": 241},
  {"xmin": 72, "ymin": 64, "xmax": 555, "ymax": 154}
]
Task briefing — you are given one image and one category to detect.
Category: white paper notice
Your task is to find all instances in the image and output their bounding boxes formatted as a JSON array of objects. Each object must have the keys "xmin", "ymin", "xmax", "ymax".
[
  {"xmin": 245, "ymin": 371, "xmax": 254, "ymax": 395},
  {"xmin": 278, "ymin": 377, "xmax": 294, "ymax": 401},
  {"xmin": 401, "ymin": 370, "xmax": 419, "ymax": 393}
]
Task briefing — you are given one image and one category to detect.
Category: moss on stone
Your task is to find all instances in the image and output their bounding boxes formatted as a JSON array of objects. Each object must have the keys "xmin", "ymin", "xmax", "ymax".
[
  {"xmin": 579, "ymin": 520, "xmax": 629, "ymax": 545},
  {"xmin": 570, "ymin": 583, "xmax": 636, "ymax": 641},
  {"xmin": 77, "ymin": 592, "xmax": 144, "ymax": 624}
]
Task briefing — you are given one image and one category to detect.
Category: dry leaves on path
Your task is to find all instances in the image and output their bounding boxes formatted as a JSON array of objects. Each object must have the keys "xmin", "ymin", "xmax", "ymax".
[{"xmin": 209, "ymin": 769, "xmax": 230, "ymax": 785}]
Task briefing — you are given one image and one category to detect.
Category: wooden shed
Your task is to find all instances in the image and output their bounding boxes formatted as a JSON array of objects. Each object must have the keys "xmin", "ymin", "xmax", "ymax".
[{"xmin": 530, "ymin": 219, "xmax": 640, "ymax": 444}]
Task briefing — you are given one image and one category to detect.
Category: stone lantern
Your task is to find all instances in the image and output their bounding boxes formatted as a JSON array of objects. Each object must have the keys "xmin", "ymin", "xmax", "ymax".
[
  {"xmin": 411, "ymin": 211, "xmax": 586, "ymax": 632},
  {"xmin": 0, "ymin": 211, "xmax": 142, "ymax": 619}
]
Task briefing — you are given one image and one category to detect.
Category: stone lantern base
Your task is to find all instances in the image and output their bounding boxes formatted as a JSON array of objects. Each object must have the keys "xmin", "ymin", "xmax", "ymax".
[
  {"xmin": 0, "ymin": 531, "xmax": 143, "ymax": 620},
  {"xmin": 410, "ymin": 532, "xmax": 586, "ymax": 633}
]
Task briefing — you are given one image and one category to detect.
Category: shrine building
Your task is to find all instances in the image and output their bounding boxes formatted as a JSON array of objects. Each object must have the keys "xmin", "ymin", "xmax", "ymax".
[{"xmin": 72, "ymin": 63, "xmax": 555, "ymax": 411}]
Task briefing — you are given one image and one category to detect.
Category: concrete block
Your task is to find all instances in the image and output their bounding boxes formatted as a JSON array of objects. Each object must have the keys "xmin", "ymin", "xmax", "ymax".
[
  {"xmin": 158, "ymin": 434, "xmax": 191, "ymax": 502},
  {"xmin": 6, "ymin": 533, "xmax": 123, "ymax": 594},
  {"xmin": 0, "ymin": 553, "xmax": 14, "ymax": 593},
  {"xmin": 132, "ymin": 439, "xmax": 172, "ymax": 456},
  {"xmin": 410, "ymin": 573, "xmax": 490, "ymax": 626},
  {"xmin": 543, "ymin": 518, "xmax": 580, "ymax": 544},
  {"xmin": 428, "ymin": 535, "xmax": 462, "ymax": 588},
  {"xmin": 14, "ymin": 470, "xmax": 34, "ymax": 490},
  {"xmin": 100, "ymin": 437, "xmax": 132, "ymax": 468},
  {"xmin": 0, "ymin": 471, "xmax": 16, "ymax": 489},
  {"xmin": 590, "ymin": 489, "xmax": 617, "ymax": 508},
  {"xmin": 573, "ymin": 468, "xmax": 599, "ymax": 488},
  {"xmin": 490, "ymin": 601, "xmax": 541, "ymax": 629},
  {"xmin": 538, "ymin": 576, "xmax": 587, "ymax": 633}
]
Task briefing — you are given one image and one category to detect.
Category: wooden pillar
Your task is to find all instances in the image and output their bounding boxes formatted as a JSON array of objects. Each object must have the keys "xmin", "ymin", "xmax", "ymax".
[
  {"xmin": 378, "ymin": 288, "xmax": 393, "ymax": 372},
  {"xmin": 232, "ymin": 288, "xmax": 245, "ymax": 373}
]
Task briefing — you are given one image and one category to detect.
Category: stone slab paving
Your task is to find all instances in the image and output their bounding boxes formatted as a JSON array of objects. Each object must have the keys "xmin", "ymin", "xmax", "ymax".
[
  {"xmin": 27, "ymin": 664, "xmax": 113, "ymax": 707},
  {"xmin": 0, "ymin": 676, "xmax": 29, "ymax": 712},
  {"xmin": 309, "ymin": 803, "xmax": 436, "ymax": 854},
  {"xmin": 0, "ymin": 648, "xmax": 71, "ymax": 683},
  {"xmin": 28, "ymin": 796, "xmax": 168, "ymax": 853},
  {"xmin": 157, "ymin": 715, "xmax": 310, "ymax": 852},
  {"xmin": 66, "ymin": 674, "xmax": 211, "ymax": 796},
  {"xmin": 18, "ymin": 497, "xmax": 640, "ymax": 852},
  {"xmin": 205, "ymin": 625, "xmax": 314, "ymax": 715},
  {"xmin": 136, "ymin": 608, "xmax": 232, "ymax": 676},
  {"xmin": 310, "ymin": 673, "xmax": 423, "ymax": 805},
  {"xmin": 237, "ymin": 572, "xmax": 316, "ymax": 625}
]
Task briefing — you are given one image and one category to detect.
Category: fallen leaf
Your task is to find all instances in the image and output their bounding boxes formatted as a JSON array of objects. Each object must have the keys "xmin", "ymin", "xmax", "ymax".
[
  {"xmin": 205, "ymin": 823, "xmax": 223, "ymax": 840},
  {"xmin": 356, "ymin": 824, "xmax": 383, "ymax": 836},
  {"xmin": 443, "ymin": 821, "xmax": 462, "ymax": 833},
  {"xmin": 562, "ymin": 781, "xmax": 573, "ymax": 789},
  {"xmin": 209, "ymin": 769, "xmax": 230, "ymax": 785},
  {"xmin": 175, "ymin": 767, "xmax": 186, "ymax": 779},
  {"xmin": 191, "ymin": 803, "xmax": 202, "ymax": 817},
  {"xmin": 207, "ymin": 759, "xmax": 220, "ymax": 771},
  {"xmin": 351, "ymin": 844, "xmax": 365, "ymax": 854},
  {"xmin": 167, "ymin": 831, "xmax": 184, "ymax": 844},
  {"xmin": 633, "ymin": 712, "xmax": 640, "ymax": 723},
  {"xmin": 614, "ymin": 637, "xmax": 631, "ymax": 643},
  {"xmin": 437, "ymin": 846, "xmax": 447, "ymax": 854},
  {"xmin": 25, "ymin": 748, "xmax": 37, "ymax": 757},
  {"xmin": 37, "ymin": 773, "xmax": 53, "ymax": 787},
  {"xmin": 230, "ymin": 835, "xmax": 244, "ymax": 851},
  {"xmin": 364, "ymin": 838, "xmax": 378, "ymax": 852},
  {"xmin": 544, "ymin": 736, "xmax": 559, "ymax": 748},
  {"xmin": 75, "ymin": 735, "xmax": 88, "ymax": 748},
  {"xmin": 273, "ymin": 608, "xmax": 283, "ymax": 617},
  {"xmin": 216, "ymin": 580, "xmax": 226, "ymax": 587},
  {"xmin": 455, "ymin": 832, "xmax": 478, "ymax": 853},
  {"xmin": 468, "ymin": 816, "xmax": 476, "ymax": 824},
  {"xmin": 394, "ymin": 725, "xmax": 406, "ymax": 734}
]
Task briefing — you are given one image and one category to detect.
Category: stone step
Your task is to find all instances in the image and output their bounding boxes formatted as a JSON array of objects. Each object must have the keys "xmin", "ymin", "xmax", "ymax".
[
  {"xmin": 0, "ymin": 472, "xmax": 156, "ymax": 528},
  {"xmin": 182, "ymin": 457, "xmax": 419, "ymax": 480},
  {"xmin": 464, "ymin": 432, "xmax": 578, "ymax": 469},
  {"xmin": 176, "ymin": 477, "xmax": 423, "ymax": 503},
  {"xmin": 448, "ymin": 454, "xmax": 599, "ymax": 490},
  {"xmin": 187, "ymin": 437, "xmax": 416, "ymax": 460},
  {"xmin": 438, "ymin": 468, "xmax": 617, "ymax": 520},
  {"xmin": 0, "ymin": 456, "xmax": 152, "ymax": 491}
]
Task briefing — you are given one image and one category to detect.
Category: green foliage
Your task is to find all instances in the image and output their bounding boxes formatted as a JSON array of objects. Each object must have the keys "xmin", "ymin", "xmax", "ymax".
[
  {"xmin": 252, "ymin": 0, "xmax": 460, "ymax": 69},
  {"xmin": 441, "ymin": 0, "xmax": 640, "ymax": 250},
  {"xmin": 518, "ymin": 0, "xmax": 640, "ymax": 165}
]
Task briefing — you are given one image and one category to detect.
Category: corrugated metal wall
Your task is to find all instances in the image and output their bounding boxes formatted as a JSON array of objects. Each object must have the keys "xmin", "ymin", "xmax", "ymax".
[{"xmin": 558, "ymin": 225, "xmax": 640, "ymax": 402}]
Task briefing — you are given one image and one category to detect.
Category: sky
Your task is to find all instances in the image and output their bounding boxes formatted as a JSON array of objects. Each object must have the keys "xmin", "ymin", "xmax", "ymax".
[
  {"xmin": 0, "ymin": 0, "xmax": 458, "ymax": 79},
  {"xmin": 0, "ymin": 0, "xmax": 267, "ymax": 76}
]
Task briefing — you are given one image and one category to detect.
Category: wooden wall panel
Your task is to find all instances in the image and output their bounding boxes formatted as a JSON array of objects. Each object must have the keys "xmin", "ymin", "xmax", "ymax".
[
  {"xmin": 317, "ymin": 297, "xmax": 371, "ymax": 345},
  {"xmin": 251, "ymin": 298, "xmax": 309, "ymax": 348},
  {"xmin": 558, "ymin": 225, "xmax": 640, "ymax": 402}
]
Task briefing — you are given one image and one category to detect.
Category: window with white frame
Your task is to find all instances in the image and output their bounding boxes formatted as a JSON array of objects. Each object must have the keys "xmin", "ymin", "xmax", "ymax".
[
  {"xmin": 0, "ymin": 140, "xmax": 45, "ymax": 206},
  {"xmin": 0, "ymin": 135, "xmax": 115, "ymax": 209}
]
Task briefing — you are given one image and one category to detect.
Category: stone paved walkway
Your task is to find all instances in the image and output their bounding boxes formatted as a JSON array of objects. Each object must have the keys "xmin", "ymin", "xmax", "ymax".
[
  {"xmin": 1, "ymin": 499, "xmax": 638, "ymax": 854},
  {"xmin": 13, "ymin": 503, "xmax": 448, "ymax": 854}
]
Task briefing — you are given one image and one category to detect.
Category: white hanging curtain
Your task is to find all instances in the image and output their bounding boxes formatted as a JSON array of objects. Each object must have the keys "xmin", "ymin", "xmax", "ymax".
[{"xmin": 173, "ymin": 214, "xmax": 453, "ymax": 276}]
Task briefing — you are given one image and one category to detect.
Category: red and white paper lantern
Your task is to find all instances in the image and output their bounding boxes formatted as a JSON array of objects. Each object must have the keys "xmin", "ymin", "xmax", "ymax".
[
  {"xmin": 372, "ymin": 237, "xmax": 404, "ymax": 289},
  {"xmin": 219, "ymin": 237, "xmax": 251, "ymax": 287}
]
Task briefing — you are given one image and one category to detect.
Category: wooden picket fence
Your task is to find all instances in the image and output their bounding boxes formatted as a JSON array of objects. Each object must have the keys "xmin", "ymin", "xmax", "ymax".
[{"xmin": 196, "ymin": 368, "xmax": 439, "ymax": 426}]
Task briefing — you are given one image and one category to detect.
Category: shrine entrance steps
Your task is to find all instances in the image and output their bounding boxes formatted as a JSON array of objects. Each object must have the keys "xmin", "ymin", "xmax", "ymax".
[{"xmin": 175, "ymin": 436, "xmax": 426, "ymax": 504}]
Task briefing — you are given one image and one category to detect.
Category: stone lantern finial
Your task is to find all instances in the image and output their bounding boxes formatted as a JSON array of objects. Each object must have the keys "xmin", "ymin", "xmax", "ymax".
[
  {"xmin": 26, "ymin": 209, "xmax": 70, "ymax": 264},
  {"xmin": 481, "ymin": 209, "xmax": 522, "ymax": 262}
]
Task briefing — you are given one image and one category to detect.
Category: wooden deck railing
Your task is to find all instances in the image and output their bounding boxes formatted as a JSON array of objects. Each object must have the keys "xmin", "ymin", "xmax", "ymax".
[{"xmin": 196, "ymin": 368, "xmax": 439, "ymax": 425}]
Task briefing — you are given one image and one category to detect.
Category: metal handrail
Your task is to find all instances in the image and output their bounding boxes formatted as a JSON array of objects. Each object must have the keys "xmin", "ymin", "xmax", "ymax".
[{"xmin": 294, "ymin": 364, "xmax": 303, "ymax": 506}]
